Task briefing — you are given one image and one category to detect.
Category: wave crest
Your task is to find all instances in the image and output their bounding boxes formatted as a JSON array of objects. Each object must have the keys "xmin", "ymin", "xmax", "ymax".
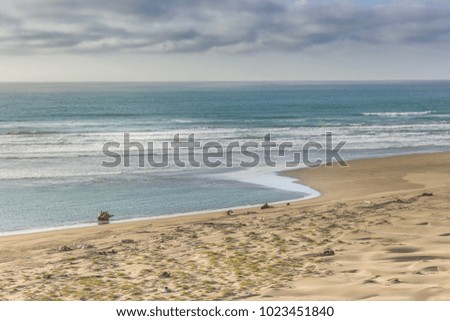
[
  {"xmin": 363, "ymin": 111, "xmax": 432, "ymax": 117},
  {"xmin": 3, "ymin": 130, "xmax": 57, "ymax": 136}
]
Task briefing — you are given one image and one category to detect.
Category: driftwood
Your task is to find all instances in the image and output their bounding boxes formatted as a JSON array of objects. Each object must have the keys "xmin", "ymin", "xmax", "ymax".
[{"xmin": 98, "ymin": 210, "xmax": 113, "ymax": 222}]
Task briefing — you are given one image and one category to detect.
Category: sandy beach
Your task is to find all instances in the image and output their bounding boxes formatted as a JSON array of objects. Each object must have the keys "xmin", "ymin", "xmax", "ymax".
[{"xmin": 1, "ymin": 152, "xmax": 449, "ymax": 301}]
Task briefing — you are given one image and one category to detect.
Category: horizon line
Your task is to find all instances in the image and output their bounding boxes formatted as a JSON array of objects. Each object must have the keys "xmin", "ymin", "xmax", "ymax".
[{"xmin": 1, "ymin": 79, "xmax": 450, "ymax": 84}]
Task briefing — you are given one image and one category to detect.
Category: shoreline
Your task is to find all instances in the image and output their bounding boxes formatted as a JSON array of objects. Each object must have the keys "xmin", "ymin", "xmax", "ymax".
[
  {"xmin": 1, "ymin": 151, "xmax": 450, "ymax": 300},
  {"xmin": 0, "ymin": 173, "xmax": 320, "ymax": 238},
  {"xmin": 0, "ymin": 150, "xmax": 447, "ymax": 238},
  {"xmin": 0, "ymin": 163, "xmax": 323, "ymax": 237},
  {"xmin": 0, "ymin": 192, "xmax": 320, "ymax": 238},
  {"xmin": 5, "ymin": 149, "xmax": 448, "ymax": 238}
]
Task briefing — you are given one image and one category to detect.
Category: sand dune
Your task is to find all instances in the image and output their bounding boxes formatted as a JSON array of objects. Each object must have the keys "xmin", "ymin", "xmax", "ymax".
[{"xmin": 0, "ymin": 152, "xmax": 449, "ymax": 300}]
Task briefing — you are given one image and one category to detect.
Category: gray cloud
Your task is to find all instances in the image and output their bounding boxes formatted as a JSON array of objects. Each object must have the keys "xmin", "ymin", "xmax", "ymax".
[{"xmin": 0, "ymin": 0, "xmax": 449, "ymax": 54}]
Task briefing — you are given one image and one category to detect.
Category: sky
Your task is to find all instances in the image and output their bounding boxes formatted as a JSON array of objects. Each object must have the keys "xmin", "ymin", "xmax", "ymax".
[{"xmin": 0, "ymin": 0, "xmax": 449, "ymax": 82}]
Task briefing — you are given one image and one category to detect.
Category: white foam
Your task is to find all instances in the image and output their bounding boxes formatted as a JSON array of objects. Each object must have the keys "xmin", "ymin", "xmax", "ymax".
[
  {"xmin": 363, "ymin": 111, "xmax": 432, "ymax": 117},
  {"xmin": 1, "ymin": 122, "xmax": 450, "ymax": 180},
  {"xmin": 0, "ymin": 222, "xmax": 98, "ymax": 237},
  {"xmin": 210, "ymin": 167, "xmax": 320, "ymax": 197}
]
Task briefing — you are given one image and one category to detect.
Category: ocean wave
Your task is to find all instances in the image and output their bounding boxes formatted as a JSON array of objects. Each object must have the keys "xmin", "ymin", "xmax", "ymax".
[
  {"xmin": 2, "ymin": 130, "xmax": 58, "ymax": 136},
  {"xmin": 433, "ymin": 114, "xmax": 450, "ymax": 118},
  {"xmin": 171, "ymin": 119, "xmax": 194, "ymax": 123},
  {"xmin": 362, "ymin": 111, "xmax": 433, "ymax": 117}
]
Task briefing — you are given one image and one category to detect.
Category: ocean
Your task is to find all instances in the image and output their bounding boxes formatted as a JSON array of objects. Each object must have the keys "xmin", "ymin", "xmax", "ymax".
[{"xmin": 1, "ymin": 81, "xmax": 449, "ymax": 234}]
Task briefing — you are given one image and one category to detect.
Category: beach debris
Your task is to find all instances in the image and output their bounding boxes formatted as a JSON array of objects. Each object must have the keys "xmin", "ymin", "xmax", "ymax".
[
  {"xmin": 161, "ymin": 286, "xmax": 172, "ymax": 293},
  {"xmin": 226, "ymin": 210, "xmax": 233, "ymax": 216},
  {"xmin": 121, "ymin": 239, "xmax": 136, "ymax": 244},
  {"xmin": 261, "ymin": 203, "xmax": 273, "ymax": 210},
  {"xmin": 287, "ymin": 202, "xmax": 290, "ymax": 206},
  {"xmin": 57, "ymin": 245, "xmax": 73, "ymax": 252},
  {"xmin": 363, "ymin": 193, "xmax": 435, "ymax": 210},
  {"xmin": 201, "ymin": 222, "xmax": 246, "ymax": 229},
  {"xmin": 387, "ymin": 278, "xmax": 403, "ymax": 284},
  {"xmin": 246, "ymin": 232, "xmax": 259, "ymax": 240},
  {"xmin": 42, "ymin": 273, "xmax": 53, "ymax": 280},
  {"xmin": 361, "ymin": 197, "xmax": 410, "ymax": 209},
  {"xmin": 322, "ymin": 249, "xmax": 335, "ymax": 256},
  {"xmin": 175, "ymin": 226, "xmax": 198, "ymax": 238},
  {"xmin": 136, "ymin": 230, "xmax": 151, "ymax": 234},
  {"xmin": 75, "ymin": 243, "xmax": 94, "ymax": 250},
  {"xmin": 97, "ymin": 249, "xmax": 117, "ymax": 255},
  {"xmin": 159, "ymin": 233, "xmax": 176, "ymax": 243},
  {"xmin": 159, "ymin": 271, "xmax": 171, "ymax": 279},
  {"xmin": 98, "ymin": 210, "xmax": 113, "ymax": 222}
]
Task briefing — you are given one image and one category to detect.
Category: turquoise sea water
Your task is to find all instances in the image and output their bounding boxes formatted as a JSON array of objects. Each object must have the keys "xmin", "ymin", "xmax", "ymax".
[{"xmin": 1, "ymin": 81, "xmax": 449, "ymax": 233}]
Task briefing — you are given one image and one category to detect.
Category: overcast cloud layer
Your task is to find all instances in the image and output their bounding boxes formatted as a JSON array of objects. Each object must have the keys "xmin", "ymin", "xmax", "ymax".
[{"xmin": 1, "ymin": 0, "xmax": 450, "ymax": 55}]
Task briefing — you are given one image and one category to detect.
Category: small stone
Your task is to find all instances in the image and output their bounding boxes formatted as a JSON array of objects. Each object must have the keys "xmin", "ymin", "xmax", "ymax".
[
  {"xmin": 323, "ymin": 249, "xmax": 335, "ymax": 256},
  {"xmin": 97, "ymin": 249, "xmax": 117, "ymax": 255},
  {"xmin": 388, "ymin": 278, "xmax": 403, "ymax": 284},
  {"xmin": 161, "ymin": 286, "xmax": 171, "ymax": 293},
  {"xmin": 159, "ymin": 271, "xmax": 171, "ymax": 279},
  {"xmin": 76, "ymin": 243, "xmax": 94, "ymax": 249},
  {"xmin": 57, "ymin": 245, "xmax": 73, "ymax": 252},
  {"xmin": 121, "ymin": 239, "xmax": 136, "ymax": 244}
]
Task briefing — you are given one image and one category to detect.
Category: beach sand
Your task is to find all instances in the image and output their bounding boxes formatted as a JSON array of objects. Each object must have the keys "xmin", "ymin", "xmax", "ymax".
[{"xmin": 0, "ymin": 152, "xmax": 449, "ymax": 300}]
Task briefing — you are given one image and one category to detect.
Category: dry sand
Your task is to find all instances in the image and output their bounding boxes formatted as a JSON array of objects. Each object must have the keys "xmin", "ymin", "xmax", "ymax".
[{"xmin": 0, "ymin": 152, "xmax": 449, "ymax": 300}]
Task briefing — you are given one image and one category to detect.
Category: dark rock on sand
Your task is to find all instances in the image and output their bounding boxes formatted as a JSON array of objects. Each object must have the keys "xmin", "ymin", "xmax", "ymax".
[
  {"xmin": 161, "ymin": 286, "xmax": 172, "ymax": 293},
  {"xmin": 261, "ymin": 203, "xmax": 272, "ymax": 210},
  {"xmin": 159, "ymin": 271, "xmax": 171, "ymax": 279},
  {"xmin": 97, "ymin": 249, "xmax": 117, "ymax": 255},
  {"xmin": 57, "ymin": 245, "xmax": 73, "ymax": 252},
  {"xmin": 121, "ymin": 239, "xmax": 136, "ymax": 244},
  {"xmin": 323, "ymin": 249, "xmax": 335, "ymax": 256}
]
